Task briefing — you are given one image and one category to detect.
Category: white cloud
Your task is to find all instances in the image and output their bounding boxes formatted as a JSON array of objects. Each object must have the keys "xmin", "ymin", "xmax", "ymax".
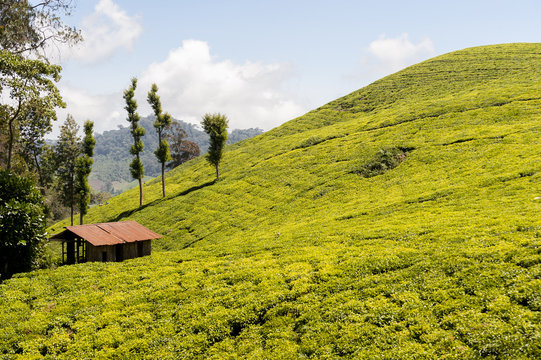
[
  {"xmin": 52, "ymin": 85, "xmax": 124, "ymax": 137},
  {"xmin": 57, "ymin": 0, "xmax": 142, "ymax": 64},
  {"xmin": 136, "ymin": 40, "xmax": 305, "ymax": 130},
  {"xmin": 52, "ymin": 40, "xmax": 306, "ymax": 136},
  {"xmin": 362, "ymin": 33, "xmax": 435, "ymax": 74}
]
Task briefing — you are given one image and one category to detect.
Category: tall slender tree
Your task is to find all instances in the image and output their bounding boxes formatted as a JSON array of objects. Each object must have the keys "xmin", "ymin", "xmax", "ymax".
[
  {"xmin": 147, "ymin": 84, "xmax": 172, "ymax": 197},
  {"xmin": 75, "ymin": 120, "xmax": 95, "ymax": 224},
  {"xmin": 123, "ymin": 78, "xmax": 145, "ymax": 207},
  {"xmin": 18, "ymin": 101, "xmax": 55, "ymax": 188},
  {"xmin": 201, "ymin": 113, "xmax": 228, "ymax": 179},
  {"xmin": 55, "ymin": 114, "xmax": 80, "ymax": 226}
]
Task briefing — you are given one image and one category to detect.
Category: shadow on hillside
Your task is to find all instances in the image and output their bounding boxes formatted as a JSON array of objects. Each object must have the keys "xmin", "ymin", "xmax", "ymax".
[
  {"xmin": 112, "ymin": 198, "xmax": 162, "ymax": 221},
  {"xmin": 174, "ymin": 179, "xmax": 217, "ymax": 198},
  {"xmin": 112, "ymin": 179, "xmax": 217, "ymax": 222}
]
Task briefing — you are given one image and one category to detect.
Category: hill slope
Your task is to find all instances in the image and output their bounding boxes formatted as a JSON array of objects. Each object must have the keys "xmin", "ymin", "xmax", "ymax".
[{"xmin": 2, "ymin": 43, "xmax": 541, "ymax": 359}]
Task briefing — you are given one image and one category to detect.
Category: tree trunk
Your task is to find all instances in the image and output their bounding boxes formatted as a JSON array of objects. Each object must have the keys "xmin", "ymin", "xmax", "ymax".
[
  {"xmin": 215, "ymin": 163, "xmax": 219, "ymax": 179},
  {"xmin": 80, "ymin": 211, "xmax": 84, "ymax": 225},
  {"xmin": 2, "ymin": 260, "xmax": 8, "ymax": 280},
  {"xmin": 70, "ymin": 175, "xmax": 74, "ymax": 226},
  {"xmin": 161, "ymin": 162, "xmax": 166, "ymax": 197},
  {"xmin": 7, "ymin": 118, "xmax": 14, "ymax": 171},
  {"xmin": 138, "ymin": 177, "xmax": 143, "ymax": 207},
  {"xmin": 33, "ymin": 151, "xmax": 46, "ymax": 195},
  {"xmin": 6, "ymin": 99, "xmax": 22, "ymax": 171}
]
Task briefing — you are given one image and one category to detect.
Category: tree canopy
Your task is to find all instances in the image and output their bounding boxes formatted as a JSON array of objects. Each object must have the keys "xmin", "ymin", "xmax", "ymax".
[
  {"xmin": 147, "ymin": 83, "xmax": 171, "ymax": 197},
  {"xmin": 0, "ymin": 170, "xmax": 46, "ymax": 280},
  {"xmin": 0, "ymin": 0, "xmax": 80, "ymax": 176},
  {"xmin": 166, "ymin": 120, "xmax": 200, "ymax": 169},
  {"xmin": 123, "ymin": 78, "xmax": 145, "ymax": 207},
  {"xmin": 55, "ymin": 114, "xmax": 80, "ymax": 226},
  {"xmin": 75, "ymin": 120, "xmax": 95, "ymax": 224},
  {"xmin": 201, "ymin": 113, "xmax": 228, "ymax": 179},
  {"xmin": 0, "ymin": 50, "xmax": 64, "ymax": 172},
  {"xmin": 0, "ymin": 0, "xmax": 81, "ymax": 55}
]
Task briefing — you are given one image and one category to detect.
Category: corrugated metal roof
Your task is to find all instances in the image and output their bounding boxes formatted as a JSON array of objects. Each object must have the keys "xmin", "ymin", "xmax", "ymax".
[{"xmin": 50, "ymin": 221, "xmax": 162, "ymax": 246}]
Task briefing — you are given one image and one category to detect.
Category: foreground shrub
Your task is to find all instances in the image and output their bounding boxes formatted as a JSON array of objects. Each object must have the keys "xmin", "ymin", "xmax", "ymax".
[{"xmin": 0, "ymin": 170, "xmax": 47, "ymax": 280}]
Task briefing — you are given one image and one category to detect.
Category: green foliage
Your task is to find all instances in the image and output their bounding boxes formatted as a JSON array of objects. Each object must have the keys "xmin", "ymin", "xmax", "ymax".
[
  {"xmin": 55, "ymin": 115, "xmax": 80, "ymax": 225},
  {"xmin": 75, "ymin": 120, "xmax": 95, "ymax": 224},
  {"xmin": 147, "ymin": 84, "xmax": 172, "ymax": 165},
  {"xmin": 0, "ymin": 1, "xmax": 80, "ymax": 228},
  {"xmin": 201, "ymin": 113, "xmax": 228, "ymax": 179},
  {"xmin": 0, "ymin": 170, "xmax": 46, "ymax": 280},
  {"xmin": 295, "ymin": 134, "xmax": 339, "ymax": 149},
  {"xmin": 129, "ymin": 157, "xmax": 144, "ymax": 181},
  {"xmin": 166, "ymin": 120, "xmax": 200, "ymax": 170},
  {"xmin": 90, "ymin": 189, "xmax": 111, "ymax": 205},
  {"xmin": 147, "ymin": 83, "xmax": 172, "ymax": 197},
  {"xmin": 123, "ymin": 78, "xmax": 145, "ymax": 206},
  {"xmin": 124, "ymin": 78, "xmax": 145, "ymax": 173},
  {"xmin": 0, "ymin": 0, "xmax": 79, "ymax": 173},
  {"xmin": 155, "ymin": 139, "xmax": 171, "ymax": 164},
  {"xmin": 0, "ymin": 50, "xmax": 64, "ymax": 171},
  {"xmin": 351, "ymin": 146, "xmax": 414, "ymax": 177},
  {"xmin": 0, "ymin": 0, "xmax": 81, "ymax": 55},
  {"xmin": 80, "ymin": 120, "xmax": 95, "ymax": 158},
  {"xmin": 6, "ymin": 43, "xmax": 541, "ymax": 358}
]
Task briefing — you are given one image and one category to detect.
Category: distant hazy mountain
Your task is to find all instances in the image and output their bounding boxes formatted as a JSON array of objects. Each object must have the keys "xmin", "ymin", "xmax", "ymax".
[{"xmin": 90, "ymin": 116, "xmax": 263, "ymax": 194}]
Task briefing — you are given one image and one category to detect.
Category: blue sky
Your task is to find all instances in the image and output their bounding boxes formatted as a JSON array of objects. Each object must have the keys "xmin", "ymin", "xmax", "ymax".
[{"xmin": 52, "ymin": 0, "xmax": 541, "ymax": 135}]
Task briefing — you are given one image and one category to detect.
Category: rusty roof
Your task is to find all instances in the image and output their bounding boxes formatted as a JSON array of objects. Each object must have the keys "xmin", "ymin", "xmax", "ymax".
[{"xmin": 50, "ymin": 221, "xmax": 162, "ymax": 246}]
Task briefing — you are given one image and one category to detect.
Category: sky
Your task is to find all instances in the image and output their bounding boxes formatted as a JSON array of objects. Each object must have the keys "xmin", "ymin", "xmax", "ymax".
[{"xmin": 49, "ymin": 0, "xmax": 541, "ymax": 137}]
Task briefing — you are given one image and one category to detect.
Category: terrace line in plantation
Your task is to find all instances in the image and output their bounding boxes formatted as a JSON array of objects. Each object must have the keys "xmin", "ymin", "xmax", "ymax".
[{"xmin": 50, "ymin": 221, "xmax": 162, "ymax": 264}]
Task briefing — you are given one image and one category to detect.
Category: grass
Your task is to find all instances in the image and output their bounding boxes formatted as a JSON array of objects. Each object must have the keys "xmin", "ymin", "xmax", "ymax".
[{"xmin": 1, "ymin": 43, "xmax": 541, "ymax": 359}]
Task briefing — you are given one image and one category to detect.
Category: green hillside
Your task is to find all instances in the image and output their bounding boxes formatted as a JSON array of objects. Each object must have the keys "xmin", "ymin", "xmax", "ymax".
[{"xmin": 2, "ymin": 43, "xmax": 541, "ymax": 359}]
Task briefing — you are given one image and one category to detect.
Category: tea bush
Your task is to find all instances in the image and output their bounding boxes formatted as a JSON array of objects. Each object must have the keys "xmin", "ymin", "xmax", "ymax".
[{"xmin": 351, "ymin": 146, "xmax": 414, "ymax": 177}]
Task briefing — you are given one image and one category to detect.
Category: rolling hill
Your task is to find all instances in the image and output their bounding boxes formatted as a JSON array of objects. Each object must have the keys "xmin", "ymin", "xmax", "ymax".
[{"xmin": 1, "ymin": 43, "xmax": 541, "ymax": 359}]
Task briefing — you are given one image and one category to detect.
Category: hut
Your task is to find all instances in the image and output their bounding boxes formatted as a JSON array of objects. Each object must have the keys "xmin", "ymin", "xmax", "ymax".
[{"xmin": 50, "ymin": 221, "xmax": 162, "ymax": 264}]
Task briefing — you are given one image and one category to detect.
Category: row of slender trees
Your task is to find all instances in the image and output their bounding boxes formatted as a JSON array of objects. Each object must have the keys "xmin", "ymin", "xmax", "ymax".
[
  {"xmin": 123, "ymin": 78, "xmax": 229, "ymax": 207},
  {"xmin": 123, "ymin": 78, "xmax": 172, "ymax": 206}
]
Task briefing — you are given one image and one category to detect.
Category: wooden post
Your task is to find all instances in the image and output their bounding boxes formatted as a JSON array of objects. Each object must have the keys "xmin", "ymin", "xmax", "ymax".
[{"xmin": 82, "ymin": 241, "xmax": 86, "ymax": 262}]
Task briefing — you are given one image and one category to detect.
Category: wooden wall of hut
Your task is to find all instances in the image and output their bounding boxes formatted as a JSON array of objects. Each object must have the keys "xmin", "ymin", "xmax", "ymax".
[
  {"xmin": 86, "ymin": 240, "xmax": 151, "ymax": 262},
  {"xmin": 87, "ymin": 244, "xmax": 116, "ymax": 262}
]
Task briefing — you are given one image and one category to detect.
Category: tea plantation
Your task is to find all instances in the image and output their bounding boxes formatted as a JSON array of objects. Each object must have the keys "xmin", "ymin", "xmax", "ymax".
[{"xmin": 1, "ymin": 43, "xmax": 540, "ymax": 359}]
